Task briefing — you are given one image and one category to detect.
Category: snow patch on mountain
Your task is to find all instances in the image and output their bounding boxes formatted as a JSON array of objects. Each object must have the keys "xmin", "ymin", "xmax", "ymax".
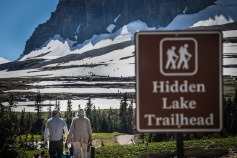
[
  {"xmin": 0, "ymin": 45, "xmax": 135, "ymax": 78},
  {"xmin": 0, "ymin": 57, "xmax": 10, "ymax": 64},
  {"xmin": 19, "ymin": 20, "xmax": 154, "ymax": 62},
  {"xmin": 107, "ymin": 24, "xmax": 116, "ymax": 33},
  {"xmin": 114, "ymin": 14, "xmax": 121, "ymax": 23},
  {"xmin": 159, "ymin": 0, "xmax": 237, "ymax": 30}
]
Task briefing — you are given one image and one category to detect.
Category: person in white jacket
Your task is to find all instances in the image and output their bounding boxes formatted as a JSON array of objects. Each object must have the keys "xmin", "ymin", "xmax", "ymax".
[
  {"xmin": 44, "ymin": 110, "xmax": 69, "ymax": 158},
  {"xmin": 66, "ymin": 109, "xmax": 93, "ymax": 158}
]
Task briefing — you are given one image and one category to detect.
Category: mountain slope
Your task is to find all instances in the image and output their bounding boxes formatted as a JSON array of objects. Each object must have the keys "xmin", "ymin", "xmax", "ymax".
[
  {"xmin": 22, "ymin": 0, "xmax": 215, "ymax": 56},
  {"xmin": 160, "ymin": 0, "xmax": 237, "ymax": 30}
]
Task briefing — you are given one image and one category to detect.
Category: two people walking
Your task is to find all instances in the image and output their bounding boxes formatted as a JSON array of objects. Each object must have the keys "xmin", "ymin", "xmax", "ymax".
[
  {"xmin": 165, "ymin": 44, "xmax": 192, "ymax": 70},
  {"xmin": 44, "ymin": 109, "xmax": 92, "ymax": 158}
]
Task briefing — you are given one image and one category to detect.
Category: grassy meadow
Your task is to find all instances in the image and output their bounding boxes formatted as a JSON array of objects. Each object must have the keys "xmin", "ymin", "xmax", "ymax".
[{"xmin": 23, "ymin": 133, "xmax": 237, "ymax": 158}]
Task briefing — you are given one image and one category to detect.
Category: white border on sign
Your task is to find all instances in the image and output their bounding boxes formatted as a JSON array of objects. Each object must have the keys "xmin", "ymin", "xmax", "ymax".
[
  {"xmin": 135, "ymin": 31, "xmax": 223, "ymax": 133},
  {"xmin": 160, "ymin": 37, "xmax": 198, "ymax": 76}
]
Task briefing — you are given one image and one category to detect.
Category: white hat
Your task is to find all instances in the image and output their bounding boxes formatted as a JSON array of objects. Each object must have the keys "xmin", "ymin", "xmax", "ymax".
[{"xmin": 76, "ymin": 109, "xmax": 85, "ymax": 116}]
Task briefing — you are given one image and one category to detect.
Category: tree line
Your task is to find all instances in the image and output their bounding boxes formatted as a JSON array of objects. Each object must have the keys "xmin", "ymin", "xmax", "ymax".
[{"xmin": 5, "ymin": 91, "xmax": 134, "ymax": 136}]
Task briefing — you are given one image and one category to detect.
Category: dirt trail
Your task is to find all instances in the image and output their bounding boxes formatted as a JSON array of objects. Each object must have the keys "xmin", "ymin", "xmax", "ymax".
[{"xmin": 116, "ymin": 135, "xmax": 134, "ymax": 145}]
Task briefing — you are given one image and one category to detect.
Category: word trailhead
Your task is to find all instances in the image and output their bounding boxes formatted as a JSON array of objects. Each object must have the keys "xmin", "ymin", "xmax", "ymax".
[{"xmin": 135, "ymin": 31, "xmax": 223, "ymax": 133}]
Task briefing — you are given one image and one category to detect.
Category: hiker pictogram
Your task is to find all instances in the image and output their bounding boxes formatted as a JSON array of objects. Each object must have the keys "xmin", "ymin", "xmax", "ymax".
[
  {"xmin": 165, "ymin": 46, "xmax": 179, "ymax": 70},
  {"xmin": 160, "ymin": 37, "xmax": 198, "ymax": 76},
  {"xmin": 165, "ymin": 44, "xmax": 192, "ymax": 70}
]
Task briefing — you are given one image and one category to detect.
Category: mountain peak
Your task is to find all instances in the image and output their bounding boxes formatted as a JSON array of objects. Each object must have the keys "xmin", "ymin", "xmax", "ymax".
[{"xmin": 22, "ymin": 0, "xmax": 215, "ymax": 57}]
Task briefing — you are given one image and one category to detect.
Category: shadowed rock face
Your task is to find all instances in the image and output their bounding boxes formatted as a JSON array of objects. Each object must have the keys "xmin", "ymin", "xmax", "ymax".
[{"xmin": 22, "ymin": 0, "xmax": 215, "ymax": 56}]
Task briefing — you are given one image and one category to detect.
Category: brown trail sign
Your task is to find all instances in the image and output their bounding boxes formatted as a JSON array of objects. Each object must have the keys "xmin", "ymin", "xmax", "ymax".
[{"xmin": 135, "ymin": 31, "xmax": 223, "ymax": 133}]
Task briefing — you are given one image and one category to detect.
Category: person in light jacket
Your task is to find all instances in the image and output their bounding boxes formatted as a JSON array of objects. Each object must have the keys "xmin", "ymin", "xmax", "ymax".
[
  {"xmin": 66, "ymin": 109, "xmax": 93, "ymax": 158},
  {"xmin": 44, "ymin": 110, "xmax": 69, "ymax": 158}
]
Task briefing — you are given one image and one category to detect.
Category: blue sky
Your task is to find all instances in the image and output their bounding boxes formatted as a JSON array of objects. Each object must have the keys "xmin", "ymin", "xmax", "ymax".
[{"xmin": 0, "ymin": 0, "xmax": 58, "ymax": 61}]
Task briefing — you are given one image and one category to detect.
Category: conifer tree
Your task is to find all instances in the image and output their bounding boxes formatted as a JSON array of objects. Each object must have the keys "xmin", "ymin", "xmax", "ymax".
[
  {"xmin": 119, "ymin": 93, "xmax": 129, "ymax": 133},
  {"xmin": 101, "ymin": 111, "xmax": 109, "ymax": 132},
  {"xmin": 19, "ymin": 136, "xmax": 23, "ymax": 148},
  {"xmin": 26, "ymin": 111, "xmax": 31, "ymax": 134},
  {"xmin": 85, "ymin": 96, "xmax": 93, "ymax": 119},
  {"xmin": 226, "ymin": 97, "xmax": 232, "ymax": 134},
  {"xmin": 35, "ymin": 90, "xmax": 42, "ymax": 121},
  {"xmin": 223, "ymin": 97, "xmax": 228, "ymax": 136},
  {"xmin": 96, "ymin": 108, "xmax": 102, "ymax": 132},
  {"xmin": 19, "ymin": 108, "xmax": 26, "ymax": 135},
  {"xmin": 55, "ymin": 97, "xmax": 60, "ymax": 111},
  {"xmin": 233, "ymin": 89, "xmax": 237, "ymax": 105},
  {"xmin": 114, "ymin": 108, "xmax": 118, "ymax": 131},
  {"xmin": 32, "ymin": 90, "xmax": 44, "ymax": 134},
  {"xmin": 108, "ymin": 107, "xmax": 114, "ymax": 132},
  {"xmin": 231, "ymin": 89, "xmax": 237, "ymax": 135},
  {"xmin": 8, "ymin": 92, "xmax": 17, "ymax": 113},
  {"xmin": 91, "ymin": 105, "xmax": 97, "ymax": 132},
  {"xmin": 12, "ymin": 113, "xmax": 19, "ymax": 135},
  {"xmin": 127, "ymin": 100, "xmax": 134, "ymax": 134},
  {"xmin": 67, "ymin": 99, "xmax": 72, "ymax": 117},
  {"xmin": 48, "ymin": 104, "xmax": 52, "ymax": 119},
  {"xmin": 0, "ymin": 103, "xmax": 26, "ymax": 157},
  {"xmin": 66, "ymin": 99, "xmax": 72, "ymax": 128}
]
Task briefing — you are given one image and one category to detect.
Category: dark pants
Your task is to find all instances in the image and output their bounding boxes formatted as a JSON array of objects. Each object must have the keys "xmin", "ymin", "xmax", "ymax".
[{"xmin": 49, "ymin": 139, "xmax": 63, "ymax": 158}]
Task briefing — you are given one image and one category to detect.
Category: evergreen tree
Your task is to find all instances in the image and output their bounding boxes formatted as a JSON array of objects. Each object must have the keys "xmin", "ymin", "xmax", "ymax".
[
  {"xmin": 66, "ymin": 99, "xmax": 73, "ymax": 128},
  {"xmin": 85, "ymin": 96, "xmax": 93, "ymax": 119},
  {"xmin": 19, "ymin": 136, "xmax": 24, "ymax": 148},
  {"xmin": 26, "ymin": 111, "xmax": 31, "ymax": 134},
  {"xmin": 231, "ymin": 89, "xmax": 237, "ymax": 135},
  {"xmin": 0, "ymin": 103, "xmax": 26, "ymax": 157},
  {"xmin": 8, "ymin": 92, "xmax": 17, "ymax": 113},
  {"xmin": 12, "ymin": 113, "xmax": 19, "ymax": 135},
  {"xmin": 91, "ymin": 105, "xmax": 97, "ymax": 132},
  {"xmin": 55, "ymin": 98, "xmax": 60, "ymax": 111},
  {"xmin": 24, "ymin": 133, "xmax": 28, "ymax": 148},
  {"xmin": 101, "ymin": 110, "xmax": 109, "ymax": 132},
  {"xmin": 35, "ymin": 90, "xmax": 42, "ymax": 121},
  {"xmin": 96, "ymin": 108, "xmax": 102, "ymax": 132},
  {"xmin": 226, "ymin": 97, "xmax": 233, "ymax": 134},
  {"xmin": 233, "ymin": 89, "xmax": 237, "ymax": 105},
  {"xmin": 19, "ymin": 108, "xmax": 26, "ymax": 135},
  {"xmin": 48, "ymin": 104, "xmax": 52, "ymax": 119},
  {"xmin": 30, "ymin": 115, "xmax": 44, "ymax": 134},
  {"xmin": 67, "ymin": 99, "xmax": 72, "ymax": 117},
  {"xmin": 108, "ymin": 107, "xmax": 114, "ymax": 132},
  {"xmin": 222, "ymin": 97, "xmax": 228, "ymax": 137},
  {"xmin": 119, "ymin": 93, "xmax": 129, "ymax": 133},
  {"xmin": 114, "ymin": 108, "xmax": 118, "ymax": 131},
  {"xmin": 32, "ymin": 90, "xmax": 44, "ymax": 134},
  {"xmin": 127, "ymin": 100, "xmax": 134, "ymax": 134}
]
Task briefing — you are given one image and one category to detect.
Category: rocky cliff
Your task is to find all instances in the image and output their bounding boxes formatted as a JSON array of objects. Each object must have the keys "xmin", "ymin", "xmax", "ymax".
[{"xmin": 22, "ymin": 0, "xmax": 215, "ymax": 57}]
